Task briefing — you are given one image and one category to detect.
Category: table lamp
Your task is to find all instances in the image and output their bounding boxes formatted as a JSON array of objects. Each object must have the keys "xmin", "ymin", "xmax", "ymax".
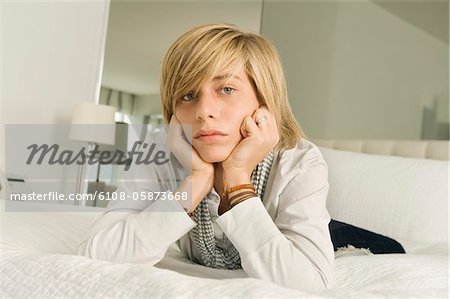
[{"xmin": 70, "ymin": 102, "xmax": 116, "ymax": 206}]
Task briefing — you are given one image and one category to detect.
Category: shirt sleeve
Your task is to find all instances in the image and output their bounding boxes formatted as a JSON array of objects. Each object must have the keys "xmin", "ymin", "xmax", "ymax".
[
  {"xmin": 75, "ymin": 195, "xmax": 197, "ymax": 264},
  {"xmin": 215, "ymin": 158, "xmax": 335, "ymax": 291},
  {"xmin": 75, "ymin": 132, "xmax": 197, "ymax": 264}
]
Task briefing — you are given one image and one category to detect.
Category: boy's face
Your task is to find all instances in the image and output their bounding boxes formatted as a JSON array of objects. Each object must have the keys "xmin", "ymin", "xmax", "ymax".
[{"xmin": 174, "ymin": 68, "xmax": 259, "ymax": 163}]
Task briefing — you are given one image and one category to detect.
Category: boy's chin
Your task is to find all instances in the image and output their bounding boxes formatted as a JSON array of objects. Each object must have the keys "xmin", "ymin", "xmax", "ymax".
[
  {"xmin": 201, "ymin": 155, "xmax": 227, "ymax": 164},
  {"xmin": 198, "ymin": 151, "xmax": 230, "ymax": 164}
]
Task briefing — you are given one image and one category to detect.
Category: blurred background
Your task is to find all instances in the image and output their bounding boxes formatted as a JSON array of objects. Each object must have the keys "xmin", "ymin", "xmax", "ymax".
[
  {"xmin": 100, "ymin": 0, "xmax": 448, "ymax": 140},
  {"xmin": 2, "ymin": 0, "xmax": 448, "ymax": 203}
]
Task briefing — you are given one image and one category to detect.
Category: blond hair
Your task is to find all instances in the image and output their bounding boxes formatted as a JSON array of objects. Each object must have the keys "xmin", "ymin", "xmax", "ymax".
[{"xmin": 160, "ymin": 23, "xmax": 304, "ymax": 151}]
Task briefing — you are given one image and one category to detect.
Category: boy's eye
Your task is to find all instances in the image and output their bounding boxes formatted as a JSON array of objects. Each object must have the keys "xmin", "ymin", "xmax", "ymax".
[
  {"xmin": 181, "ymin": 92, "xmax": 195, "ymax": 102},
  {"xmin": 221, "ymin": 87, "xmax": 235, "ymax": 95}
]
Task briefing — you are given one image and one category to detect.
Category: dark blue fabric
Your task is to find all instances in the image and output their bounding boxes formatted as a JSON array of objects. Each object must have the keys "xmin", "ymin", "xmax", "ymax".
[{"xmin": 329, "ymin": 219, "xmax": 406, "ymax": 254}]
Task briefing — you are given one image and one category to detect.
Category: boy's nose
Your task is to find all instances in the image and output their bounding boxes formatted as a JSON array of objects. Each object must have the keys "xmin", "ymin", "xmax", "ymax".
[{"xmin": 195, "ymin": 93, "xmax": 218, "ymax": 121}]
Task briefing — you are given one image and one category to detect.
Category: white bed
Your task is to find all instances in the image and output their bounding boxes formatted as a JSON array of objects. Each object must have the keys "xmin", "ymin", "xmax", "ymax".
[{"xmin": 1, "ymin": 139, "xmax": 448, "ymax": 298}]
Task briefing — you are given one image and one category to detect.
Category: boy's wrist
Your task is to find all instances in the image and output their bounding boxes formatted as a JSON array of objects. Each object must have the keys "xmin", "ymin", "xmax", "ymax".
[{"xmin": 222, "ymin": 168, "xmax": 251, "ymax": 190}]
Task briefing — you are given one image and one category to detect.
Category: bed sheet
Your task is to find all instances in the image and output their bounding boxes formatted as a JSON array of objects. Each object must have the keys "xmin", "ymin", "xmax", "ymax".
[{"xmin": 1, "ymin": 201, "xmax": 448, "ymax": 298}]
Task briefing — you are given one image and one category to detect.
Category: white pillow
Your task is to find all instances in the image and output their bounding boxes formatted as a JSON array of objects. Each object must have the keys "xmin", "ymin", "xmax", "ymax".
[{"xmin": 319, "ymin": 147, "xmax": 448, "ymax": 244}]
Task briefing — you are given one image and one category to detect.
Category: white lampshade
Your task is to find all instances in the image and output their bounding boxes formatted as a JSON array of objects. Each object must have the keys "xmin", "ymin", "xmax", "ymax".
[{"xmin": 70, "ymin": 102, "xmax": 116, "ymax": 145}]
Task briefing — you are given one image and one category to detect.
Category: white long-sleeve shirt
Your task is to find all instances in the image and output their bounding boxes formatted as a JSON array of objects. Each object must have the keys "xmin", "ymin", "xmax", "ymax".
[{"xmin": 75, "ymin": 135, "xmax": 335, "ymax": 291}]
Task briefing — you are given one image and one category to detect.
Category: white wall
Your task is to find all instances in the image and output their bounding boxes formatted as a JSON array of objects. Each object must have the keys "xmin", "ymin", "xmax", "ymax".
[
  {"xmin": 1, "ymin": 0, "xmax": 110, "ymax": 200},
  {"xmin": 262, "ymin": 0, "xmax": 448, "ymax": 139}
]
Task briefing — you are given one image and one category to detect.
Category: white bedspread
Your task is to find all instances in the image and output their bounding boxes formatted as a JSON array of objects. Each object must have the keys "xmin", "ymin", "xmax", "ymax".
[{"xmin": 1, "ymin": 201, "xmax": 448, "ymax": 298}]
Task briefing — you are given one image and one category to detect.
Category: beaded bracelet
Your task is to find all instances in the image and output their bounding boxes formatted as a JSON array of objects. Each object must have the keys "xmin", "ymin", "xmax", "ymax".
[
  {"xmin": 228, "ymin": 190, "xmax": 257, "ymax": 204},
  {"xmin": 227, "ymin": 183, "xmax": 255, "ymax": 194},
  {"xmin": 223, "ymin": 183, "xmax": 255, "ymax": 198},
  {"xmin": 230, "ymin": 193, "xmax": 257, "ymax": 208}
]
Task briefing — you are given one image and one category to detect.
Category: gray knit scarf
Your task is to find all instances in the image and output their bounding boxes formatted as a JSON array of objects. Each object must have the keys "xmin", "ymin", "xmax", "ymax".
[{"xmin": 190, "ymin": 151, "xmax": 275, "ymax": 269}]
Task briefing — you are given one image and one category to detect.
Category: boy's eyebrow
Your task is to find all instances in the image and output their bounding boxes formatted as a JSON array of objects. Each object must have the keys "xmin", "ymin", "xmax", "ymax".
[{"xmin": 212, "ymin": 73, "xmax": 243, "ymax": 82}]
